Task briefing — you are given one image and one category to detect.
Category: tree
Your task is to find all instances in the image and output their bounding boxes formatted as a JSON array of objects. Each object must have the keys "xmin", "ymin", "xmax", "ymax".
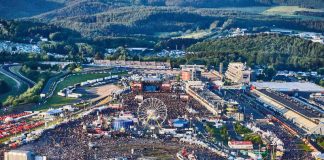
[
  {"xmin": 318, "ymin": 68, "xmax": 324, "ymax": 75},
  {"xmin": 94, "ymin": 53, "xmax": 104, "ymax": 60},
  {"xmin": 320, "ymin": 79, "xmax": 324, "ymax": 87},
  {"xmin": 0, "ymin": 80, "xmax": 10, "ymax": 94},
  {"xmin": 263, "ymin": 67, "xmax": 276, "ymax": 81},
  {"xmin": 49, "ymin": 32, "xmax": 65, "ymax": 41}
]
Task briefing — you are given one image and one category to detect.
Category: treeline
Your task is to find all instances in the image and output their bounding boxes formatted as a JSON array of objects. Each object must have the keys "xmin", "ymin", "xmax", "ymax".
[
  {"xmin": 135, "ymin": 0, "xmax": 324, "ymax": 8},
  {"xmin": 0, "ymin": 19, "xmax": 81, "ymax": 43},
  {"xmin": 50, "ymin": 7, "xmax": 224, "ymax": 37},
  {"xmin": 0, "ymin": 52, "xmax": 53, "ymax": 63},
  {"xmin": 39, "ymin": 6, "xmax": 324, "ymax": 37},
  {"xmin": 224, "ymin": 17, "xmax": 324, "ymax": 33},
  {"xmin": 186, "ymin": 34, "xmax": 324, "ymax": 71},
  {"xmin": 20, "ymin": 62, "xmax": 59, "ymax": 82},
  {"xmin": 3, "ymin": 80, "xmax": 44, "ymax": 107},
  {"xmin": 295, "ymin": 11, "xmax": 324, "ymax": 18},
  {"xmin": 155, "ymin": 38, "xmax": 201, "ymax": 50},
  {"xmin": 0, "ymin": 19, "xmax": 156, "ymax": 57},
  {"xmin": 0, "ymin": 0, "xmax": 64, "ymax": 19},
  {"xmin": 2, "ymin": 0, "xmax": 324, "ymax": 21},
  {"xmin": 0, "ymin": 80, "xmax": 10, "ymax": 95}
]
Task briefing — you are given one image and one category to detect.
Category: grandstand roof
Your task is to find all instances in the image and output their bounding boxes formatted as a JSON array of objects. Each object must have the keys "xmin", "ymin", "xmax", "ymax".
[
  {"xmin": 259, "ymin": 89, "xmax": 322, "ymax": 118},
  {"xmin": 252, "ymin": 82, "xmax": 324, "ymax": 92}
]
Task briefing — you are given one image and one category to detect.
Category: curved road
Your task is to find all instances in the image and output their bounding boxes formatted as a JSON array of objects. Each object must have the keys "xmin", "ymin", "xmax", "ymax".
[
  {"xmin": 2, "ymin": 64, "xmax": 35, "ymax": 88},
  {"xmin": 0, "ymin": 66, "xmax": 22, "ymax": 89}
]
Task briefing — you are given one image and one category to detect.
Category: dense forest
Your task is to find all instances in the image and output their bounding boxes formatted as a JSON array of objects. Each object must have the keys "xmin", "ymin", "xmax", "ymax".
[
  {"xmin": 0, "ymin": 19, "xmax": 156, "ymax": 58},
  {"xmin": 186, "ymin": 34, "xmax": 324, "ymax": 71},
  {"xmin": 0, "ymin": 20, "xmax": 81, "ymax": 43},
  {"xmin": 1, "ymin": 0, "xmax": 324, "ymax": 20},
  {"xmin": 0, "ymin": 80, "xmax": 10, "ymax": 95},
  {"xmin": 3, "ymin": 80, "xmax": 44, "ymax": 107},
  {"xmin": 1, "ymin": 19, "xmax": 324, "ymax": 73},
  {"xmin": 31, "ymin": 6, "xmax": 324, "ymax": 37},
  {"xmin": 1, "ymin": 0, "xmax": 324, "ymax": 38}
]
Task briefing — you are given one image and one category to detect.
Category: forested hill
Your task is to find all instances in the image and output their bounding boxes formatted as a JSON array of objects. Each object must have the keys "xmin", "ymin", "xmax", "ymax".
[
  {"xmin": 0, "ymin": 0, "xmax": 64, "ymax": 19},
  {"xmin": 0, "ymin": 20, "xmax": 81, "ymax": 43},
  {"xmin": 186, "ymin": 34, "xmax": 324, "ymax": 70},
  {"xmin": 30, "ymin": 6, "xmax": 324, "ymax": 37},
  {"xmin": 1, "ymin": 0, "xmax": 324, "ymax": 19},
  {"xmin": 140, "ymin": 0, "xmax": 324, "ymax": 8}
]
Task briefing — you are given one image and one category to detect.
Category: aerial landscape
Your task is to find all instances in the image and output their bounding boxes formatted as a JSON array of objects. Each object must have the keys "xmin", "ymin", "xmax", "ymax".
[{"xmin": 0, "ymin": 0, "xmax": 324, "ymax": 160}]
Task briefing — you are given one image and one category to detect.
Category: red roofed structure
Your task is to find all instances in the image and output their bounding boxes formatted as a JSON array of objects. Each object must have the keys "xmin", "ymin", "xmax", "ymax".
[{"xmin": 228, "ymin": 141, "xmax": 253, "ymax": 150}]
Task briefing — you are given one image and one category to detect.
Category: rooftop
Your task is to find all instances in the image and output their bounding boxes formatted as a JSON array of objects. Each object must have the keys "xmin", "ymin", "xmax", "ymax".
[
  {"xmin": 229, "ymin": 141, "xmax": 253, "ymax": 145},
  {"xmin": 252, "ymin": 82, "xmax": 324, "ymax": 92},
  {"xmin": 259, "ymin": 89, "xmax": 323, "ymax": 118}
]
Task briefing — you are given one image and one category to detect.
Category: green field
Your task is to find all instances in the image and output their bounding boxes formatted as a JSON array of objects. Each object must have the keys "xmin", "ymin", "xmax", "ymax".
[
  {"xmin": 41, "ymin": 72, "xmax": 117, "ymax": 108},
  {"xmin": 154, "ymin": 31, "xmax": 183, "ymax": 38},
  {"xmin": 217, "ymin": 6, "xmax": 270, "ymax": 14},
  {"xmin": 178, "ymin": 30, "xmax": 212, "ymax": 39},
  {"xmin": 10, "ymin": 66, "xmax": 22, "ymax": 76},
  {"xmin": 263, "ymin": 6, "xmax": 324, "ymax": 16},
  {"xmin": 0, "ymin": 73, "xmax": 28, "ymax": 103},
  {"xmin": 298, "ymin": 143, "xmax": 313, "ymax": 152}
]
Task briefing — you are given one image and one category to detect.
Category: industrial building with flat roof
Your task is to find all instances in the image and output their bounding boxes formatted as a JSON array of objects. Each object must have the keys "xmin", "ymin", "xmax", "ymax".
[
  {"xmin": 251, "ymin": 82, "xmax": 324, "ymax": 92},
  {"xmin": 252, "ymin": 89, "xmax": 324, "ymax": 135}
]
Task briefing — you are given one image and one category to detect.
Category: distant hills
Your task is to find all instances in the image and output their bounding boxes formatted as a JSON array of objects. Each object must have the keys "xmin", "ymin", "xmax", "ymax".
[
  {"xmin": 186, "ymin": 34, "xmax": 324, "ymax": 70},
  {"xmin": 1, "ymin": 0, "xmax": 324, "ymax": 19},
  {"xmin": 30, "ymin": 6, "xmax": 324, "ymax": 37},
  {"xmin": 0, "ymin": 0, "xmax": 64, "ymax": 19},
  {"xmin": 0, "ymin": 0, "xmax": 324, "ymax": 38}
]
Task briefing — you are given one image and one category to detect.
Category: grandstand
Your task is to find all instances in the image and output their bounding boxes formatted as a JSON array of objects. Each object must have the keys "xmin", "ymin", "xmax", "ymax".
[
  {"xmin": 252, "ymin": 89, "xmax": 324, "ymax": 134},
  {"xmin": 93, "ymin": 60, "xmax": 171, "ymax": 70},
  {"xmin": 258, "ymin": 89, "xmax": 323, "ymax": 119}
]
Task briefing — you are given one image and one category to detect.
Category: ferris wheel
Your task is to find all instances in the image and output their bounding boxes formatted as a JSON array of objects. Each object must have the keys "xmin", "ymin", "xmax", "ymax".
[{"xmin": 137, "ymin": 98, "xmax": 167, "ymax": 128}]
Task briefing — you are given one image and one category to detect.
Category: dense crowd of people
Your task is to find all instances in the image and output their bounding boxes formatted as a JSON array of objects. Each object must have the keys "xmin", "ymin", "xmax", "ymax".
[
  {"xmin": 1, "ymin": 87, "xmax": 315, "ymax": 160},
  {"xmin": 12, "ymin": 90, "xmax": 222, "ymax": 159},
  {"xmin": 17, "ymin": 109, "xmax": 223, "ymax": 160},
  {"xmin": 256, "ymin": 121, "xmax": 314, "ymax": 160},
  {"xmin": 121, "ymin": 92, "xmax": 212, "ymax": 121}
]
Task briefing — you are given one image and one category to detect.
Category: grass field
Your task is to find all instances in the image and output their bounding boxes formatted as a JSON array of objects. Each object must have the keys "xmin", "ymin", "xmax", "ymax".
[
  {"xmin": 155, "ymin": 31, "xmax": 183, "ymax": 38},
  {"xmin": 217, "ymin": 6, "xmax": 270, "ymax": 14},
  {"xmin": 0, "ymin": 72, "xmax": 28, "ymax": 103},
  {"xmin": 41, "ymin": 72, "xmax": 117, "ymax": 108},
  {"xmin": 298, "ymin": 143, "xmax": 313, "ymax": 152},
  {"xmin": 178, "ymin": 30, "xmax": 212, "ymax": 39},
  {"xmin": 263, "ymin": 6, "xmax": 324, "ymax": 16}
]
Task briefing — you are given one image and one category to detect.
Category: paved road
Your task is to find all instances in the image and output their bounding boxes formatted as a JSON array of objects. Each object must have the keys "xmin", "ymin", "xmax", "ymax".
[
  {"xmin": 0, "ymin": 66, "xmax": 22, "ymax": 88},
  {"xmin": 2, "ymin": 64, "xmax": 35, "ymax": 88},
  {"xmin": 41, "ymin": 71, "xmax": 69, "ymax": 99},
  {"xmin": 212, "ymin": 89, "xmax": 265, "ymax": 120},
  {"xmin": 8, "ymin": 65, "xmax": 36, "ymax": 88},
  {"xmin": 222, "ymin": 89, "xmax": 266, "ymax": 120}
]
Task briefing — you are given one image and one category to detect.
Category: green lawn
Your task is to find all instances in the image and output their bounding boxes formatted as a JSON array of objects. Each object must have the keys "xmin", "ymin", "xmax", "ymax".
[
  {"xmin": 41, "ymin": 72, "xmax": 118, "ymax": 108},
  {"xmin": 10, "ymin": 66, "xmax": 23, "ymax": 77},
  {"xmin": 0, "ymin": 72, "xmax": 28, "ymax": 103},
  {"xmin": 319, "ymin": 141, "xmax": 324, "ymax": 150},
  {"xmin": 178, "ymin": 30, "xmax": 212, "ymax": 39},
  {"xmin": 216, "ymin": 7, "xmax": 270, "ymax": 14},
  {"xmin": 263, "ymin": 6, "xmax": 324, "ymax": 16},
  {"xmin": 298, "ymin": 143, "xmax": 313, "ymax": 152}
]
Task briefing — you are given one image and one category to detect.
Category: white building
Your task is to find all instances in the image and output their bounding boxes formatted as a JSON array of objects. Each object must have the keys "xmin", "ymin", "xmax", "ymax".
[
  {"xmin": 38, "ymin": 109, "xmax": 63, "ymax": 119},
  {"xmin": 228, "ymin": 141, "xmax": 253, "ymax": 150},
  {"xmin": 4, "ymin": 150, "xmax": 34, "ymax": 160},
  {"xmin": 225, "ymin": 62, "xmax": 251, "ymax": 84}
]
